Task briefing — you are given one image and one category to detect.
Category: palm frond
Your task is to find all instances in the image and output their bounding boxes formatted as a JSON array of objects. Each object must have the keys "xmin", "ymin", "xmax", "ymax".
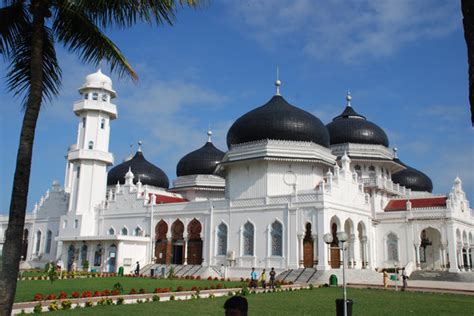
[
  {"xmin": 6, "ymin": 24, "xmax": 62, "ymax": 106},
  {"xmin": 53, "ymin": 2, "xmax": 137, "ymax": 81},
  {"xmin": 74, "ymin": 0, "xmax": 200, "ymax": 30},
  {"xmin": 0, "ymin": 2, "xmax": 30, "ymax": 59}
]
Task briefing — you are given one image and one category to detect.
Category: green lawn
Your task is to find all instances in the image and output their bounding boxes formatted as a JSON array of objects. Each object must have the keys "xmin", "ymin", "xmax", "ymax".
[
  {"xmin": 15, "ymin": 277, "xmax": 242, "ymax": 303},
  {"xmin": 48, "ymin": 287, "xmax": 474, "ymax": 316}
]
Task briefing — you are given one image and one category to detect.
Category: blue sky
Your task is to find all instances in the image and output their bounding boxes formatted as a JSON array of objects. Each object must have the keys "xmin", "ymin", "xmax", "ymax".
[{"xmin": 1, "ymin": 0, "xmax": 473, "ymax": 214}]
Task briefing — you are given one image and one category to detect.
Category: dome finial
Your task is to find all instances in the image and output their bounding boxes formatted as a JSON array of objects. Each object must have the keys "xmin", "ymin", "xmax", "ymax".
[
  {"xmin": 207, "ymin": 129, "xmax": 213, "ymax": 143},
  {"xmin": 393, "ymin": 147, "xmax": 398, "ymax": 159},
  {"xmin": 138, "ymin": 140, "xmax": 142, "ymax": 152},
  {"xmin": 346, "ymin": 91, "xmax": 352, "ymax": 107},
  {"xmin": 275, "ymin": 66, "xmax": 281, "ymax": 96}
]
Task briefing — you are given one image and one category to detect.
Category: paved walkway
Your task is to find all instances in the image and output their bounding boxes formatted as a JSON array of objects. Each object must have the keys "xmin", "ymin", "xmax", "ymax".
[{"xmin": 348, "ymin": 280, "xmax": 474, "ymax": 295}]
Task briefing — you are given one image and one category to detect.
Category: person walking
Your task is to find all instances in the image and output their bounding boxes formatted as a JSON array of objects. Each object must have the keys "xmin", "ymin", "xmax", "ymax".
[
  {"xmin": 269, "ymin": 267, "xmax": 276, "ymax": 289},
  {"xmin": 250, "ymin": 267, "xmax": 257, "ymax": 289},
  {"xmin": 383, "ymin": 270, "xmax": 389, "ymax": 288},
  {"xmin": 260, "ymin": 269, "xmax": 267, "ymax": 289},
  {"xmin": 401, "ymin": 268, "xmax": 408, "ymax": 291},
  {"xmin": 135, "ymin": 261, "xmax": 140, "ymax": 276}
]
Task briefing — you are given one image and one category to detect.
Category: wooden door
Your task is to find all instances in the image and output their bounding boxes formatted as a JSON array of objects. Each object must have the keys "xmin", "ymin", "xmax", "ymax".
[
  {"xmin": 303, "ymin": 239, "xmax": 314, "ymax": 267},
  {"xmin": 330, "ymin": 247, "xmax": 340, "ymax": 268}
]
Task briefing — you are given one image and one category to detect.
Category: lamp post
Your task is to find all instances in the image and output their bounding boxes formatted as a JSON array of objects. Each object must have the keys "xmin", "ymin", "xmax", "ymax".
[{"xmin": 324, "ymin": 232, "xmax": 349, "ymax": 316}]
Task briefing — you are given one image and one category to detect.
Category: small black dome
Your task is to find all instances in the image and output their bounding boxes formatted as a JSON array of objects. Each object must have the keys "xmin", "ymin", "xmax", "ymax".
[
  {"xmin": 227, "ymin": 95, "xmax": 329, "ymax": 148},
  {"xmin": 326, "ymin": 103, "xmax": 389, "ymax": 147},
  {"xmin": 392, "ymin": 159, "xmax": 433, "ymax": 193},
  {"xmin": 107, "ymin": 151, "xmax": 169, "ymax": 188},
  {"xmin": 176, "ymin": 140, "xmax": 225, "ymax": 177}
]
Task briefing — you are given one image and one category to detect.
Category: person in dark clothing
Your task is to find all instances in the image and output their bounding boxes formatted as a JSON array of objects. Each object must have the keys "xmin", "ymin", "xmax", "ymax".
[
  {"xmin": 135, "ymin": 261, "xmax": 140, "ymax": 275},
  {"xmin": 269, "ymin": 267, "xmax": 276, "ymax": 289},
  {"xmin": 224, "ymin": 296, "xmax": 248, "ymax": 316},
  {"xmin": 401, "ymin": 268, "xmax": 408, "ymax": 291}
]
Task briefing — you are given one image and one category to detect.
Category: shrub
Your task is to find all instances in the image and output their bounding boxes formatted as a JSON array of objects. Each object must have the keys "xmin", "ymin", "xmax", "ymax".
[
  {"xmin": 113, "ymin": 282, "xmax": 123, "ymax": 294},
  {"xmin": 176, "ymin": 286, "xmax": 184, "ymax": 292},
  {"xmin": 111, "ymin": 289, "xmax": 120, "ymax": 296},
  {"xmin": 203, "ymin": 287, "xmax": 209, "ymax": 290},
  {"xmin": 34, "ymin": 293, "xmax": 43, "ymax": 301},
  {"xmin": 116, "ymin": 297, "xmax": 124, "ymax": 305},
  {"xmin": 220, "ymin": 278, "xmax": 225, "ymax": 281},
  {"xmin": 129, "ymin": 288, "xmax": 137, "ymax": 295},
  {"xmin": 46, "ymin": 294, "xmax": 56, "ymax": 300},
  {"xmin": 308, "ymin": 284, "xmax": 314, "ymax": 290},
  {"xmin": 152, "ymin": 295, "xmax": 160, "ymax": 302},
  {"xmin": 210, "ymin": 285, "xmax": 216, "ymax": 290},
  {"xmin": 207, "ymin": 276, "xmax": 213, "ymax": 281},
  {"xmin": 84, "ymin": 300, "xmax": 93, "ymax": 308},
  {"xmin": 169, "ymin": 295, "xmax": 175, "ymax": 301},
  {"xmin": 216, "ymin": 283, "xmax": 223, "ymax": 289},
  {"xmin": 154, "ymin": 288, "xmax": 161, "ymax": 293},
  {"xmin": 47, "ymin": 301, "xmax": 59, "ymax": 312},
  {"xmin": 102, "ymin": 289, "xmax": 111, "ymax": 296},
  {"xmin": 209, "ymin": 293, "xmax": 215, "ymax": 299},
  {"xmin": 196, "ymin": 276, "xmax": 201, "ymax": 280},
  {"xmin": 93, "ymin": 291, "xmax": 101, "ymax": 297},
  {"xmin": 33, "ymin": 302, "xmax": 42, "ymax": 314},
  {"xmin": 191, "ymin": 286, "xmax": 198, "ymax": 292},
  {"xmin": 81, "ymin": 291, "xmax": 92, "ymax": 298},
  {"xmin": 240, "ymin": 286, "xmax": 250, "ymax": 297},
  {"xmin": 190, "ymin": 276, "xmax": 195, "ymax": 280},
  {"xmin": 167, "ymin": 267, "xmax": 175, "ymax": 280},
  {"xmin": 138, "ymin": 288, "xmax": 145, "ymax": 294},
  {"xmin": 71, "ymin": 291, "xmax": 80, "ymax": 299},
  {"xmin": 214, "ymin": 277, "xmax": 218, "ymax": 281},
  {"xmin": 82, "ymin": 260, "xmax": 89, "ymax": 272},
  {"xmin": 61, "ymin": 300, "xmax": 72, "ymax": 310}
]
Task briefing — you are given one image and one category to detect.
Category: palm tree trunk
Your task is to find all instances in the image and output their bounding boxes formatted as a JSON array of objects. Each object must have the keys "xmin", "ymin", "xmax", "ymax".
[
  {"xmin": 462, "ymin": 0, "xmax": 474, "ymax": 126},
  {"xmin": 0, "ymin": 2, "xmax": 46, "ymax": 315}
]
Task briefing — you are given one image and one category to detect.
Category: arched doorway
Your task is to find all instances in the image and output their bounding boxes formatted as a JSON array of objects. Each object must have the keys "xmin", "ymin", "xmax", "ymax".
[
  {"xmin": 420, "ymin": 228, "xmax": 442, "ymax": 270},
  {"xmin": 330, "ymin": 223, "xmax": 340, "ymax": 269},
  {"xmin": 187, "ymin": 219, "xmax": 203, "ymax": 265},
  {"xmin": 303, "ymin": 223, "xmax": 314, "ymax": 268},
  {"xmin": 107, "ymin": 244, "xmax": 117, "ymax": 273},
  {"xmin": 21, "ymin": 229, "xmax": 29, "ymax": 260},
  {"xmin": 67, "ymin": 245, "xmax": 75, "ymax": 272},
  {"xmin": 155, "ymin": 220, "xmax": 168, "ymax": 264},
  {"xmin": 171, "ymin": 220, "xmax": 185, "ymax": 264}
]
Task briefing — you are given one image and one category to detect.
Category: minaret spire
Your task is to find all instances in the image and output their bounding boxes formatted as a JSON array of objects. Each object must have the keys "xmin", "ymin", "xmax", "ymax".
[
  {"xmin": 138, "ymin": 140, "xmax": 142, "ymax": 152},
  {"xmin": 207, "ymin": 129, "xmax": 213, "ymax": 143},
  {"xmin": 346, "ymin": 91, "xmax": 352, "ymax": 107}
]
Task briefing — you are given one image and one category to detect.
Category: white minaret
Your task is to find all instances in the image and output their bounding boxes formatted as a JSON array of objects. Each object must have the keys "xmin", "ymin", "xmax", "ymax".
[{"xmin": 64, "ymin": 69, "xmax": 117, "ymax": 235}]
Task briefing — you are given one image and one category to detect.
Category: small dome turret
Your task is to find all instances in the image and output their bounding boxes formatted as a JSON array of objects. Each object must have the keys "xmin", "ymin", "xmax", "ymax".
[
  {"xmin": 176, "ymin": 131, "xmax": 225, "ymax": 177},
  {"xmin": 326, "ymin": 92, "xmax": 389, "ymax": 147},
  {"xmin": 79, "ymin": 69, "xmax": 116, "ymax": 97},
  {"xmin": 392, "ymin": 158, "xmax": 433, "ymax": 193}
]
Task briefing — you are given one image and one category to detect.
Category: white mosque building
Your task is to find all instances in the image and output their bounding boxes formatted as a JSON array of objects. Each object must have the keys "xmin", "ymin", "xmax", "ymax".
[{"xmin": 0, "ymin": 70, "xmax": 472, "ymax": 280}]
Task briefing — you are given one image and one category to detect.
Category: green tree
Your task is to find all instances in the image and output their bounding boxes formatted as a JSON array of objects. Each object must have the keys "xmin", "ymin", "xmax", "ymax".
[{"xmin": 0, "ymin": 1, "xmax": 199, "ymax": 314}]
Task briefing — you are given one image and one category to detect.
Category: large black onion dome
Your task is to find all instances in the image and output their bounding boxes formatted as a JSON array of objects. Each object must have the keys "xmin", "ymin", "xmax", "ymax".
[
  {"xmin": 226, "ymin": 95, "xmax": 329, "ymax": 148},
  {"xmin": 176, "ymin": 134, "xmax": 225, "ymax": 177},
  {"xmin": 107, "ymin": 150, "xmax": 169, "ymax": 188},
  {"xmin": 392, "ymin": 159, "xmax": 433, "ymax": 193},
  {"xmin": 326, "ymin": 94, "xmax": 389, "ymax": 147}
]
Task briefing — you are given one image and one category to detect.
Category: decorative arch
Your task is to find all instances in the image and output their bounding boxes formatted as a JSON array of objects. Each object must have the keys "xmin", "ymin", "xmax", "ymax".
[
  {"xmin": 67, "ymin": 244, "xmax": 75, "ymax": 272},
  {"xmin": 385, "ymin": 232, "xmax": 399, "ymax": 262},
  {"xmin": 187, "ymin": 218, "xmax": 203, "ymax": 265},
  {"xmin": 242, "ymin": 221, "xmax": 255, "ymax": 256},
  {"xmin": 45, "ymin": 230, "xmax": 53, "ymax": 254},
  {"xmin": 108, "ymin": 227, "xmax": 115, "ymax": 235},
  {"xmin": 216, "ymin": 222, "xmax": 228, "ymax": 256},
  {"xmin": 121, "ymin": 226, "xmax": 128, "ymax": 236},
  {"xmin": 34, "ymin": 230, "xmax": 42, "ymax": 254},
  {"xmin": 271, "ymin": 220, "xmax": 283, "ymax": 257},
  {"xmin": 93, "ymin": 244, "xmax": 103, "ymax": 267},
  {"xmin": 134, "ymin": 225, "xmax": 143, "ymax": 236},
  {"xmin": 171, "ymin": 219, "xmax": 185, "ymax": 264},
  {"xmin": 154, "ymin": 220, "xmax": 169, "ymax": 264},
  {"xmin": 329, "ymin": 221, "xmax": 340, "ymax": 268},
  {"xmin": 80, "ymin": 244, "xmax": 88, "ymax": 265}
]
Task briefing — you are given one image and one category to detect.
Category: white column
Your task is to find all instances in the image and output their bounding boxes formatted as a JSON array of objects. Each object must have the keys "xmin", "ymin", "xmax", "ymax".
[
  {"xmin": 298, "ymin": 234, "xmax": 304, "ymax": 268},
  {"xmin": 312, "ymin": 234, "xmax": 318, "ymax": 267},
  {"xmin": 465, "ymin": 247, "xmax": 471, "ymax": 271},
  {"xmin": 414, "ymin": 243, "xmax": 421, "ymax": 270},
  {"xmin": 353, "ymin": 236, "xmax": 360, "ymax": 269},
  {"xmin": 183, "ymin": 237, "xmax": 188, "ymax": 265},
  {"xmin": 349, "ymin": 235, "xmax": 355, "ymax": 268}
]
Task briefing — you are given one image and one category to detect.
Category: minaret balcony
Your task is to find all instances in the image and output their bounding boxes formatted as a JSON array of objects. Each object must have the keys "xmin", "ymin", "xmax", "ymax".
[
  {"xmin": 67, "ymin": 148, "xmax": 114, "ymax": 165},
  {"xmin": 73, "ymin": 100, "xmax": 117, "ymax": 119}
]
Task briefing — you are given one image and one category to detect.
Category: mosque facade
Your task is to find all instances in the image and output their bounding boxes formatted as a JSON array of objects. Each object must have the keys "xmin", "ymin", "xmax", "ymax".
[{"xmin": 0, "ymin": 70, "xmax": 472, "ymax": 278}]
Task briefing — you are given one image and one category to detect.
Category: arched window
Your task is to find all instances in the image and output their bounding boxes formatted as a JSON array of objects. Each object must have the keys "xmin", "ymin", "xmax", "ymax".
[
  {"xmin": 368, "ymin": 166, "xmax": 376, "ymax": 179},
  {"xmin": 354, "ymin": 165, "xmax": 362, "ymax": 178},
  {"xmin": 108, "ymin": 228, "xmax": 115, "ymax": 235},
  {"xmin": 271, "ymin": 221, "xmax": 283, "ymax": 256},
  {"xmin": 45, "ymin": 230, "xmax": 52, "ymax": 254},
  {"xmin": 88, "ymin": 141, "xmax": 94, "ymax": 149},
  {"xmin": 217, "ymin": 223, "xmax": 227, "ymax": 256},
  {"xmin": 101, "ymin": 94, "xmax": 108, "ymax": 102},
  {"xmin": 121, "ymin": 227, "xmax": 128, "ymax": 236},
  {"xmin": 94, "ymin": 244, "xmax": 102, "ymax": 266},
  {"xmin": 82, "ymin": 117, "xmax": 86, "ymax": 128},
  {"xmin": 84, "ymin": 93, "xmax": 89, "ymax": 100},
  {"xmin": 35, "ymin": 231, "xmax": 42, "ymax": 254},
  {"xmin": 81, "ymin": 244, "xmax": 88, "ymax": 264},
  {"xmin": 243, "ymin": 222, "xmax": 254, "ymax": 256},
  {"xmin": 92, "ymin": 92, "xmax": 98, "ymax": 100},
  {"xmin": 134, "ymin": 227, "xmax": 142, "ymax": 236},
  {"xmin": 387, "ymin": 233, "xmax": 399, "ymax": 261},
  {"xmin": 100, "ymin": 118, "xmax": 105, "ymax": 129}
]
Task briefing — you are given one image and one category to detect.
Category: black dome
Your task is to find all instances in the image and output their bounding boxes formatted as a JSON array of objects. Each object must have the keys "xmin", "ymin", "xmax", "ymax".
[
  {"xmin": 107, "ymin": 151, "xmax": 169, "ymax": 188},
  {"xmin": 392, "ymin": 159, "xmax": 433, "ymax": 193},
  {"xmin": 176, "ymin": 140, "xmax": 225, "ymax": 177},
  {"xmin": 326, "ymin": 104, "xmax": 389, "ymax": 147},
  {"xmin": 226, "ymin": 95, "xmax": 329, "ymax": 148}
]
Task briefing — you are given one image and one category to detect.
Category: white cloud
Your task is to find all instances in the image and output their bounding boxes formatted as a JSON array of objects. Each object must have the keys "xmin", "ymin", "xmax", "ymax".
[{"xmin": 228, "ymin": 0, "xmax": 459, "ymax": 63}]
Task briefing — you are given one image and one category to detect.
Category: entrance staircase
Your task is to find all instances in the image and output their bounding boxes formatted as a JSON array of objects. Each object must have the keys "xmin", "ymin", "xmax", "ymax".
[
  {"xmin": 409, "ymin": 270, "xmax": 474, "ymax": 283},
  {"xmin": 276, "ymin": 268, "xmax": 383, "ymax": 285},
  {"xmin": 140, "ymin": 264, "xmax": 210, "ymax": 278}
]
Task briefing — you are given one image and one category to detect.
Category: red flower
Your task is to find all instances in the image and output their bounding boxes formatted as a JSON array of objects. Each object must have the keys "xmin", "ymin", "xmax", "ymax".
[
  {"xmin": 216, "ymin": 284, "xmax": 223, "ymax": 289},
  {"xmin": 154, "ymin": 288, "xmax": 161, "ymax": 293},
  {"xmin": 81, "ymin": 291, "xmax": 92, "ymax": 298},
  {"xmin": 101, "ymin": 289, "xmax": 111, "ymax": 296},
  {"xmin": 129, "ymin": 288, "xmax": 137, "ymax": 294},
  {"xmin": 111, "ymin": 290, "xmax": 120, "ymax": 296},
  {"xmin": 161, "ymin": 288, "xmax": 169, "ymax": 293},
  {"xmin": 176, "ymin": 286, "xmax": 184, "ymax": 292},
  {"xmin": 58, "ymin": 291, "xmax": 68, "ymax": 300},
  {"xmin": 34, "ymin": 293, "xmax": 43, "ymax": 301},
  {"xmin": 46, "ymin": 294, "xmax": 56, "ymax": 300},
  {"xmin": 93, "ymin": 291, "xmax": 101, "ymax": 297},
  {"xmin": 191, "ymin": 286, "xmax": 198, "ymax": 291},
  {"xmin": 71, "ymin": 291, "xmax": 80, "ymax": 298}
]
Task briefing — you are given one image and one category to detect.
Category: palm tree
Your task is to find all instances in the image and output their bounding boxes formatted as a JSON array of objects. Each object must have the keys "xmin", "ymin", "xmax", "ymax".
[
  {"xmin": 0, "ymin": 1, "xmax": 199, "ymax": 314},
  {"xmin": 462, "ymin": 0, "xmax": 474, "ymax": 126}
]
